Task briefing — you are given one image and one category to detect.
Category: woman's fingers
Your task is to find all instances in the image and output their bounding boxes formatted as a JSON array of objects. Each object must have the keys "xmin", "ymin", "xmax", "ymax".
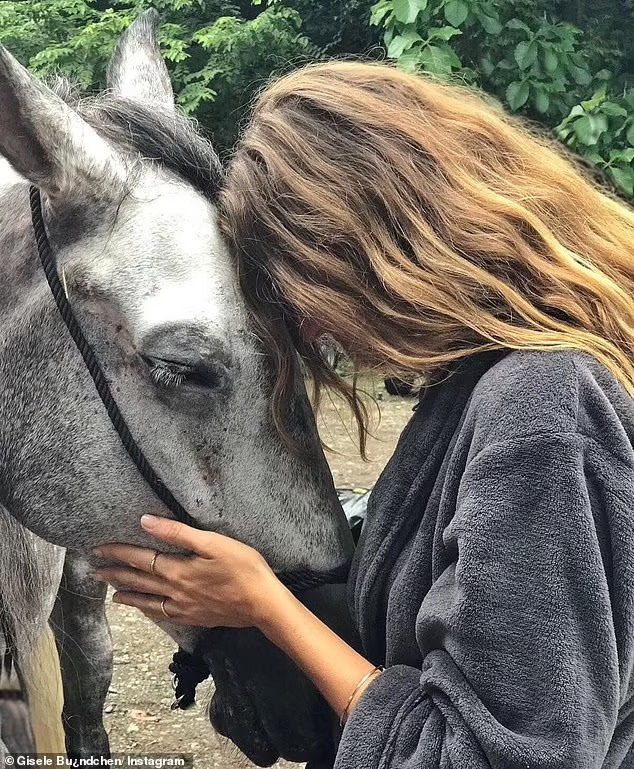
[
  {"xmin": 94, "ymin": 543, "xmax": 183, "ymax": 572},
  {"xmin": 112, "ymin": 591, "xmax": 183, "ymax": 623},
  {"xmin": 94, "ymin": 517, "xmax": 221, "ymax": 570},
  {"xmin": 141, "ymin": 514, "xmax": 216, "ymax": 556},
  {"xmin": 94, "ymin": 566, "xmax": 172, "ymax": 597},
  {"xmin": 94, "ymin": 521, "xmax": 274, "ymax": 629},
  {"xmin": 94, "ymin": 543, "xmax": 153, "ymax": 571}
]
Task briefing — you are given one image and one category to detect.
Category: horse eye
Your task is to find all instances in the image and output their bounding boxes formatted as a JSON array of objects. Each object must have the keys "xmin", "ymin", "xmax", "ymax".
[
  {"xmin": 149, "ymin": 363, "xmax": 187, "ymax": 389},
  {"xmin": 142, "ymin": 355, "xmax": 220, "ymax": 391},
  {"xmin": 183, "ymin": 368, "xmax": 220, "ymax": 389}
]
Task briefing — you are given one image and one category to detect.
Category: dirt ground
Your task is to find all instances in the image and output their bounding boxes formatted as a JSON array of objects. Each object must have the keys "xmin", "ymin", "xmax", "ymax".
[{"xmin": 103, "ymin": 378, "xmax": 414, "ymax": 768}]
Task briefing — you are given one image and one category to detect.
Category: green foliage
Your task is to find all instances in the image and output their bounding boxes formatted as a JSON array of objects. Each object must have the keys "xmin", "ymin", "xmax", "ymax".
[
  {"xmin": 0, "ymin": 0, "xmax": 316, "ymax": 150},
  {"xmin": 278, "ymin": 0, "xmax": 380, "ymax": 55},
  {"xmin": 0, "ymin": 1, "xmax": 122, "ymax": 86},
  {"xmin": 1, "ymin": 0, "xmax": 633, "ymax": 194},
  {"xmin": 371, "ymin": 0, "xmax": 634, "ymax": 198},
  {"xmin": 555, "ymin": 87, "xmax": 634, "ymax": 195},
  {"xmin": 181, "ymin": 6, "xmax": 317, "ymax": 149}
]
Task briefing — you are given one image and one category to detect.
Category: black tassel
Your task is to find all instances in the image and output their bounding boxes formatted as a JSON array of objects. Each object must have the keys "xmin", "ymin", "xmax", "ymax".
[{"xmin": 168, "ymin": 647, "xmax": 211, "ymax": 710}]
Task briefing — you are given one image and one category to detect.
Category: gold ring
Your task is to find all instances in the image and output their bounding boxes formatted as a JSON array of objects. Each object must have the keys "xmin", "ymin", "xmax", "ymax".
[
  {"xmin": 150, "ymin": 552, "xmax": 159, "ymax": 576},
  {"xmin": 161, "ymin": 597, "xmax": 171, "ymax": 619}
]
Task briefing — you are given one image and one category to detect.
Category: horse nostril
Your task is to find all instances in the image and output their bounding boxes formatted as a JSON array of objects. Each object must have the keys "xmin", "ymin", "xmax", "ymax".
[
  {"xmin": 209, "ymin": 692, "xmax": 278, "ymax": 767},
  {"xmin": 208, "ymin": 695, "xmax": 227, "ymax": 735}
]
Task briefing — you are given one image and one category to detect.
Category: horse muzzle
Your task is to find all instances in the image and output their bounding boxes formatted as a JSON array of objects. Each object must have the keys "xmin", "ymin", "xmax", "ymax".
[{"xmin": 201, "ymin": 626, "xmax": 336, "ymax": 767}]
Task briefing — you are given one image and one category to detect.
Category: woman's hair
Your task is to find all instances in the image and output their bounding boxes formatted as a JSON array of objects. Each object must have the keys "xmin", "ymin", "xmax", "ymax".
[{"xmin": 220, "ymin": 60, "xmax": 634, "ymax": 453}]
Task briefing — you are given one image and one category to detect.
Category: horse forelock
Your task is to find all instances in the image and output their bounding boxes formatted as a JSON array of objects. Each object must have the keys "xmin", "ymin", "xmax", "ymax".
[
  {"xmin": 47, "ymin": 77, "xmax": 224, "ymax": 203},
  {"xmin": 88, "ymin": 99, "xmax": 224, "ymax": 202}
]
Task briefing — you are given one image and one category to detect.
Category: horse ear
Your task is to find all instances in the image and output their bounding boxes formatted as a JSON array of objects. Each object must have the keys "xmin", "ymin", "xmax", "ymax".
[
  {"xmin": 0, "ymin": 46, "xmax": 124, "ymax": 198},
  {"xmin": 107, "ymin": 9, "xmax": 174, "ymax": 110}
]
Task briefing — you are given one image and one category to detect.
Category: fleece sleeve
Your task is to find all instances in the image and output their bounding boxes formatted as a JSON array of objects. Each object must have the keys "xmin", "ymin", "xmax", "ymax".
[{"xmin": 335, "ymin": 432, "xmax": 625, "ymax": 769}]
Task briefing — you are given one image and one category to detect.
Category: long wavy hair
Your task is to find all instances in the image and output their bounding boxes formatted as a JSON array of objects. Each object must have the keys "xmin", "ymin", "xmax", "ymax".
[{"xmin": 220, "ymin": 60, "xmax": 634, "ymax": 454}]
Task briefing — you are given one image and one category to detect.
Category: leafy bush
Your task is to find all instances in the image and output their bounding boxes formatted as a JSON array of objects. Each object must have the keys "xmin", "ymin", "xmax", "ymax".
[
  {"xmin": 370, "ymin": 0, "xmax": 634, "ymax": 198},
  {"xmin": 555, "ymin": 87, "xmax": 634, "ymax": 195},
  {"xmin": 280, "ymin": 0, "xmax": 380, "ymax": 55},
  {"xmin": 0, "ymin": 0, "xmax": 316, "ymax": 151},
  {"xmin": 171, "ymin": 4, "xmax": 317, "ymax": 150},
  {"xmin": 2, "ymin": 0, "xmax": 632, "ymax": 191},
  {"xmin": 0, "ymin": 1, "xmax": 126, "ymax": 87}
]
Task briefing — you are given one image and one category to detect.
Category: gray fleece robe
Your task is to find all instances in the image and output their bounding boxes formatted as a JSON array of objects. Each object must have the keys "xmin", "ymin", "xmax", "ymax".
[{"xmin": 336, "ymin": 349, "xmax": 634, "ymax": 769}]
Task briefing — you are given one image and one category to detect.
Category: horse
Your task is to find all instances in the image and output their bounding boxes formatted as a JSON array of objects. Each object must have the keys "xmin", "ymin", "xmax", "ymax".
[{"xmin": 0, "ymin": 11, "xmax": 354, "ymax": 766}]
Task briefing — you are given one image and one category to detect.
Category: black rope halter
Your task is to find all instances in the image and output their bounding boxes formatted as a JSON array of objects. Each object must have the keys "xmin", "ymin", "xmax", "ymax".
[{"xmin": 29, "ymin": 186, "xmax": 349, "ymax": 709}]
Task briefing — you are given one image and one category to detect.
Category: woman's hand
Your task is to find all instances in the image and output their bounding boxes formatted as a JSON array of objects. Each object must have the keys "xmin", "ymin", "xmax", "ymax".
[
  {"xmin": 93, "ymin": 514, "xmax": 285, "ymax": 629},
  {"xmin": 95, "ymin": 513, "xmax": 381, "ymax": 724}
]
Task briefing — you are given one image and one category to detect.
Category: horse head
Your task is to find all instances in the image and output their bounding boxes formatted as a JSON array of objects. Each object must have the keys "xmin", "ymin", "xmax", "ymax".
[{"xmin": 0, "ymin": 12, "xmax": 354, "ymax": 765}]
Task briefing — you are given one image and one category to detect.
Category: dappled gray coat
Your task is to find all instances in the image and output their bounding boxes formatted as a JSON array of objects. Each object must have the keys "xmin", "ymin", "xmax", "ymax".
[{"xmin": 336, "ymin": 349, "xmax": 634, "ymax": 768}]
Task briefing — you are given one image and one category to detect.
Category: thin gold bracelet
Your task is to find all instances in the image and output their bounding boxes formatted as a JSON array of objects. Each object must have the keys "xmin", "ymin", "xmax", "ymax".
[{"xmin": 339, "ymin": 665, "xmax": 384, "ymax": 727}]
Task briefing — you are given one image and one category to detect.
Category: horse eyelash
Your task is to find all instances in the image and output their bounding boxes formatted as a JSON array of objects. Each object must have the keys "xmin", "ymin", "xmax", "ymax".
[{"xmin": 149, "ymin": 364, "xmax": 186, "ymax": 389}]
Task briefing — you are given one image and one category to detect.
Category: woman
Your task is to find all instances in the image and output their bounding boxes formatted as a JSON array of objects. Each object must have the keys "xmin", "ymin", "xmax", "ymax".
[{"xmin": 94, "ymin": 62, "xmax": 634, "ymax": 767}]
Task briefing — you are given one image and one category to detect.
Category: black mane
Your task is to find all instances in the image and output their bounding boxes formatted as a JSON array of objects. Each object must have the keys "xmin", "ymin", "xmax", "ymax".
[{"xmin": 82, "ymin": 97, "xmax": 224, "ymax": 201}]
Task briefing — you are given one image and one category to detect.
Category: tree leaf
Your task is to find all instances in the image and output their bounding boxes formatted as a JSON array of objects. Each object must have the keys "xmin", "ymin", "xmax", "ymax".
[
  {"xmin": 506, "ymin": 17, "xmax": 531, "ymax": 33},
  {"xmin": 387, "ymin": 28, "xmax": 422, "ymax": 58},
  {"xmin": 573, "ymin": 114, "xmax": 608, "ymax": 145},
  {"xmin": 444, "ymin": 0, "xmax": 468, "ymax": 28},
  {"xmin": 582, "ymin": 150, "xmax": 607, "ymax": 167},
  {"xmin": 627, "ymin": 121, "xmax": 634, "ymax": 147},
  {"xmin": 567, "ymin": 61, "xmax": 592, "ymax": 86},
  {"xmin": 479, "ymin": 55, "xmax": 495, "ymax": 77},
  {"xmin": 535, "ymin": 89, "xmax": 549, "ymax": 114},
  {"xmin": 600, "ymin": 102, "xmax": 628, "ymax": 117},
  {"xmin": 572, "ymin": 116, "xmax": 592, "ymax": 144},
  {"xmin": 418, "ymin": 44, "xmax": 455, "ymax": 76},
  {"xmin": 569, "ymin": 51, "xmax": 586, "ymax": 68},
  {"xmin": 371, "ymin": 1, "xmax": 393, "ymax": 27},
  {"xmin": 392, "ymin": 0, "xmax": 425, "ymax": 24},
  {"xmin": 514, "ymin": 40, "xmax": 537, "ymax": 70},
  {"xmin": 591, "ymin": 113, "xmax": 609, "ymax": 135},
  {"xmin": 580, "ymin": 86, "xmax": 606, "ymax": 111},
  {"xmin": 477, "ymin": 10, "xmax": 502, "ymax": 35},
  {"xmin": 558, "ymin": 104, "xmax": 586, "ymax": 129},
  {"xmin": 506, "ymin": 80, "xmax": 529, "ymax": 110},
  {"xmin": 426, "ymin": 26, "xmax": 462, "ymax": 41},
  {"xmin": 445, "ymin": 45, "xmax": 462, "ymax": 68},
  {"xmin": 610, "ymin": 148, "xmax": 634, "ymax": 163},
  {"xmin": 397, "ymin": 46, "xmax": 422, "ymax": 72},
  {"xmin": 609, "ymin": 166, "xmax": 634, "ymax": 196},
  {"xmin": 543, "ymin": 47, "xmax": 558, "ymax": 73},
  {"xmin": 496, "ymin": 58, "xmax": 516, "ymax": 71}
]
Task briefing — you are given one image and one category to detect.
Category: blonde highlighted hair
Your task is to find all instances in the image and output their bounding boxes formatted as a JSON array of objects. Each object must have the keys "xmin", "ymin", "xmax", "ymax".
[{"xmin": 220, "ymin": 60, "xmax": 634, "ymax": 453}]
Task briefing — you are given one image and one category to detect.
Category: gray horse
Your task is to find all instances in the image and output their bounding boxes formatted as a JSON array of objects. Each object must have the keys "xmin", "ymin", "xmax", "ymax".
[{"xmin": 0, "ymin": 12, "xmax": 353, "ymax": 766}]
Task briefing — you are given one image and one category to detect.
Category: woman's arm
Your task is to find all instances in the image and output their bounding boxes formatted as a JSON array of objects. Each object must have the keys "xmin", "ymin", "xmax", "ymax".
[
  {"xmin": 258, "ymin": 578, "xmax": 381, "ymax": 722},
  {"xmin": 95, "ymin": 429, "xmax": 624, "ymax": 769},
  {"xmin": 93, "ymin": 514, "xmax": 380, "ymax": 724}
]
